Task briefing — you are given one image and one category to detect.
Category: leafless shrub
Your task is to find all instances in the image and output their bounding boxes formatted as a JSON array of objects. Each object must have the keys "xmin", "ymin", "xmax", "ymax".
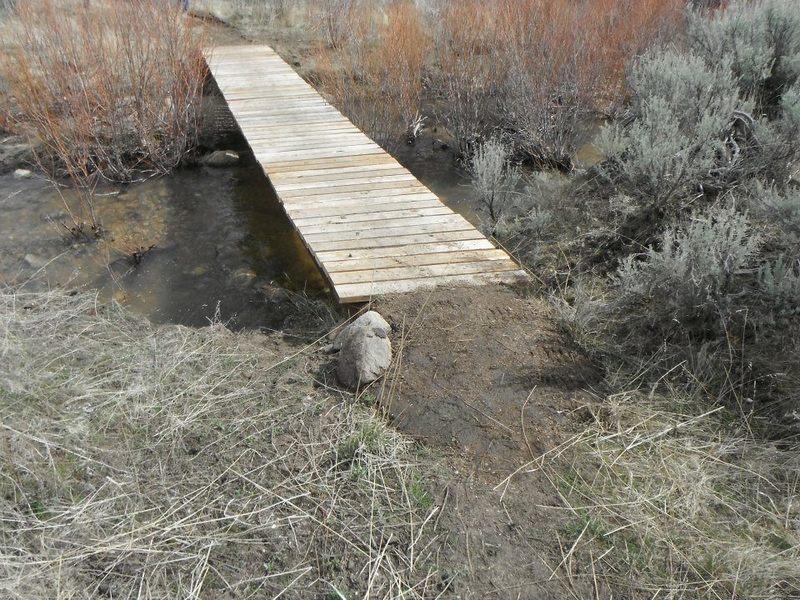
[
  {"xmin": 312, "ymin": 0, "xmax": 369, "ymax": 49},
  {"xmin": 429, "ymin": 0, "xmax": 498, "ymax": 155},
  {"xmin": 315, "ymin": 1, "xmax": 431, "ymax": 150},
  {"xmin": 2, "ymin": 0, "xmax": 205, "ymax": 182},
  {"xmin": 430, "ymin": 0, "xmax": 684, "ymax": 162}
]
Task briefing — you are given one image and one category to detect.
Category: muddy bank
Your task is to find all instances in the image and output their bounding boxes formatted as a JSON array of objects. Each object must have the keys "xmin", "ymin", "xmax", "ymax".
[{"xmin": 368, "ymin": 286, "xmax": 603, "ymax": 599}]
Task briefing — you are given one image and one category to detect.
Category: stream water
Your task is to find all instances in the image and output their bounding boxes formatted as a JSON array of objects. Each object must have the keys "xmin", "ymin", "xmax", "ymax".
[
  {"xmin": 0, "ymin": 126, "xmax": 485, "ymax": 330},
  {"xmin": 0, "ymin": 132, "xmax": 327, "ymax": 330}
]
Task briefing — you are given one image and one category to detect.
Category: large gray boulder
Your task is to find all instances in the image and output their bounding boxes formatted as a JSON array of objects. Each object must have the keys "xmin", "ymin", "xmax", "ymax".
[{"xmin": 335, "ymin": 311, "xmax": 392, "ymax": 388}]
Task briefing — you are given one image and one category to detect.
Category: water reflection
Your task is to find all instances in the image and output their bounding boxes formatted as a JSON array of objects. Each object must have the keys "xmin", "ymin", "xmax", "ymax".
[{"xmin": 0, "ymin": 137, "xmax": 326, "ymax": 330}]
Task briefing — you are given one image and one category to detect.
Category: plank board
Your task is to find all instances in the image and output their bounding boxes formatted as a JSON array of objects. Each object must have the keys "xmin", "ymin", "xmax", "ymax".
[{"xmin": 204, "ymin": 45, "xmax": 527, "ymax": 303}]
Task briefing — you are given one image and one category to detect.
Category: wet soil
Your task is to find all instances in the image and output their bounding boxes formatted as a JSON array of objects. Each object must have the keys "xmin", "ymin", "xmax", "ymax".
[{"xmin": 370, "ymin": 285, "xmax": 605, "ymax": 599}]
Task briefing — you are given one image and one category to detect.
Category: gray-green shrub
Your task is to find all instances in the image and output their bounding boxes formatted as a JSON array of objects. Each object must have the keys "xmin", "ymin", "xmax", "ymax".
[
  {"xmin": 468, "ymin": 137, "xmax": 521, "ymax": 226},
  {"xmin": 599, "ymin": 50, "xmax": 740, "ymax": 209},
  {"xmin": 598, "ymin": 2, "xmax": 800, "ymax": 247},
  {"xmin": 758, "ymin": 256, "xmax": 800, "ymax": 317},
  {"xmin": 615, "ymin": 203, "xmax": 761, "ymax": 343},
  {"xmin": 689, "ymin": 0, "xmax": 800, "ymax": 114},
  {"xmin": 749, "ymin": 182, "xmax": 800, "ymax": 244}
]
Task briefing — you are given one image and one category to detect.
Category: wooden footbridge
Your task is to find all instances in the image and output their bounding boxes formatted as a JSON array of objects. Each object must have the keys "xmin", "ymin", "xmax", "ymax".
[{"xmin": 204, "ymin": 45, "xmax": 527, "ymax": 303}]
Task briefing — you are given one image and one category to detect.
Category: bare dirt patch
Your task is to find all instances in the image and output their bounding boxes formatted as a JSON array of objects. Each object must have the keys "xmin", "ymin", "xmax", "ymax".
[{"xmin": 370, "ymin": 285, "xmax": 606, "ymax": 599}]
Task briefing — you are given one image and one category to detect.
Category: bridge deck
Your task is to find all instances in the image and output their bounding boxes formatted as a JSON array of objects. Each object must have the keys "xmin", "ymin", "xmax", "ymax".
[{"xmin": 204, "ymin": 45, "xmax": 527, "ymax": 303}]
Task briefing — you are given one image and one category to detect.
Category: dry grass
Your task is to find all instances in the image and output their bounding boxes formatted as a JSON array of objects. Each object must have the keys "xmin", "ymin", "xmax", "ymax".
[
  {"xmin": 0, "ymin": 288, "xmax": 444, "ymax": 598},
  {"xmin": 533, "ymin": 387, "xmax": 800, "ymax": 599}
]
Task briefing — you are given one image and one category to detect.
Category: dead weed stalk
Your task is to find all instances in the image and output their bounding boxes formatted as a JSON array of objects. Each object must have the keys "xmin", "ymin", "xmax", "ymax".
[
  {"xmin": 0, "ymin": 287, "xmax": 444, "ymax": 599},
  {"xmin": 536, "ymin": 387, "xmax": 800, "ymax": 599}
]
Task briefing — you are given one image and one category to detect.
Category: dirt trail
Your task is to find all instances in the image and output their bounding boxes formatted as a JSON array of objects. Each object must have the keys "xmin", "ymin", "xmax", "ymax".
[
  {"xmin": 200, "ymin": 16, "xmax": 609, "ymax": 597},
  {"xmin": 372, "ymin": 285, "xmax": 605, "ymax": 599}
]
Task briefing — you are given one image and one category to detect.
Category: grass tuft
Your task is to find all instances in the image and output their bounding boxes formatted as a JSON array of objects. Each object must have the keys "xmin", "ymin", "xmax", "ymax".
[
  {"xmin": 0, "ymin": 287, "xmax": 443, "ymax": 599},
  {"xmin": 541, "ymin": 389, "xmax": 800, "ymax": 599}
]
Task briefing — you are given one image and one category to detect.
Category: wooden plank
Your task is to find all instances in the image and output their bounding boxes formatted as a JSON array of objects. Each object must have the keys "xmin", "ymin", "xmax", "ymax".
[
  {"xmin": 230, "ymin": 108, "xmax": 344, "ymax": 121},
  {"xmin": 226, "ymin": 101, "xmax": 339, "ymax": 113},
  {"xmin": 269, "ymin": 164, "xmax": 410, "ymax": 183},
  {"xmin": 254, "ymin": 146, "xmax": 386, "ymax": 162},
  {"xmin": 308, "ymin": 230, "xmax": 487, "ymax": 253},
  {"xmin": 205, "ymin": 44, "xmax": 527, "ymax": 302},
  {"xmin": 292, "ymin": 206, "xmax": 451, "ymax": 226},
  {"xmin": 235, "ymin": 114, "xmax": 354, "ymax": 126},
  {"xmin": 216, "ymin": 81, "xmax": 313, "ymax": 88},
  {"xmin": 278, "ymin": 173, "xmax": 416, "ymax": 191},
  {"xmin": 330, "ymin": 259, "xmax": 520, "ymax": 285},
  {"xmin": 280, "ymin": 187, "xmax": 442, "ymax": 205},
  {"xmin": 227, "ymin": 100, "xmax": 335, "ymax": 112},
  {"xmin": 333, "ymin": 271, "xmax": 528, "ymax": 303},
  {"xmin": 301, "ymin": 218, "xmax": 474, "ymax": 244},
  {"xmin": 258, "ymin": 153, "xmax": 387, "ymax": 169},
  {"xmin": 324, "ymin": 249, "xmax": 511, "ymax": 273},
  {"xmin": 251, "ymin": 140, "xmax": 379, "ymax": 156},
  {"xmin": 243, "ymin": 128, "xmax": 366, "ymax": 141},
  {"xmin": 246, "ymin": 134, "xmax": 374, "ymax": 150},
  {"xmin": 315, "ymin": 239, "xmax": 497, "ymax": 262},
  {"xmin": 238, "ymin": 124, "xmax": 364, "ymax": 137},
  {"xmin": 239, "ymin": 126, "xmax": 364, "ymax": 140},
  {"xmin": 280, "ymin": 189, "xmax": 439, "ymax": 206},
  {"xmin": 285, "ymin": 198, "xmax": 444, "ymax": 219},
  {"xmin": 222, "ymin": 92, "xmax": 322, "ymax": 101},
  {"xmin": 278, "ymin": 187, "xmax": 437, "ymax": 205},
  {"xmin": 278, "ymin": 180, "xmax": 429, "ymax": 198},
  {"xmin": 298, "ymin": 213, "xmax": 464, "ymax": 235},
  {"xmin": 284, "ymin": 197, "xmax": 443, "ymax": 219},
  {"xmin": 216, "ymin": 76, "xmax": 310, "ymax": 85},
  {"xmin": 263, "ymin": 154, "xmax": 399, "ymax": 173}
]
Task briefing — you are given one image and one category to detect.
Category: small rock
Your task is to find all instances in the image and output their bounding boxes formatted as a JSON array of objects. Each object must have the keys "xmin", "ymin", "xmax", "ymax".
[
  {"xmin": 13, "ymin": 168, "xmax": 32, "ymax": 179},
  {"xmin": 335, "ymin": 311, "xmax": 392, "ymax": 389},
  {"xmin": 203, "ymin": 150, "xmax": 239, "ymax": 167}
]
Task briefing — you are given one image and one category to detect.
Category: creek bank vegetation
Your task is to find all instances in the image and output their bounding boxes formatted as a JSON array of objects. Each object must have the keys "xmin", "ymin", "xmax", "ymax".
[
  {"xmin": 0, "ymin": 0, "xmax": 207, "ymax": 237},
  {"xmin": 0, "ymin": 288, "xmax": 443, "ymax": 599},
  {"xmin": 306, "ymin": 0, "xmax": 683, "ymax": 162},
  {"xmin": 522, "ymin": 2, "xmax": 800, "ymax": 597},
  {"xmin": 239, "ymin": 0, "xmax": 800, "ymax": 596}
]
